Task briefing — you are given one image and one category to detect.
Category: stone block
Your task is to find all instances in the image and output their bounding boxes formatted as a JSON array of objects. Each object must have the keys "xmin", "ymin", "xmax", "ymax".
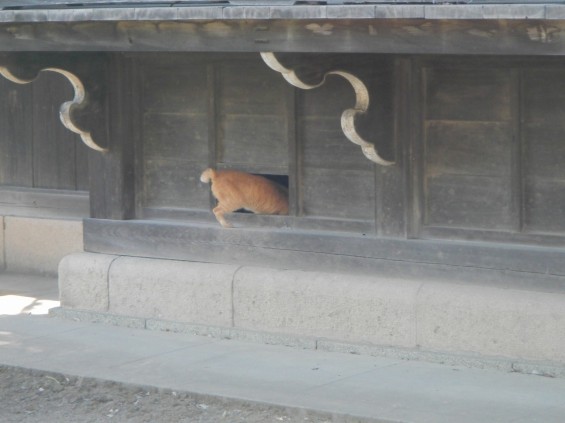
[
  {"xmin": 233, "ymin": 267, "xmax": 420, "ymax": 348},
  {"xmin": 4, "ymin": 216, "xmax": 84, "ymax": 276},
  {"xmin": 417, "ymin": 281, "xmax": 565, "ymax": 363},
  {"xmin": 58, "ymin": 252, "xmax": 117, "ymax": 311},
  {"xmin": 375, "ymin": 5, "xmax": 425, "ymax": 19},
  {"xmin": 326, "ymin": 6, "xmax": 375, "ymax": 19},
  {"xmin": 424, "ymin": 5, "xmax": 483, "ymax": 20},
  {"xmin": 222, "ymin": 6, "xmax": 270, "ymax": 20},
  {"xmin": 108, "ymin": 257, "xmax": 237, "ymax": 327}
]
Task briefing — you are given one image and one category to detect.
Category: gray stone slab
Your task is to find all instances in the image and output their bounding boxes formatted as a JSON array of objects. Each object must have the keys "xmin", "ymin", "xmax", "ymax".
[
  {"xmin": 58, "ymin": 252, "xmax": 116, "ymax": 312},
  {"xmin": 482, "ymin": 5, "xmax": 546, "ymax": 19},
  {"xmin": 1, "ymin": 315, "xmax": 565, "ymax": 423},
  {"xmin": 425, "ymin": 5, "xmax": 484, "ymax": 20},
  {"xmin": 417, "ymin": 281, "xmax": 565, "ymax": 363},
  {"xmin": 546, "ymin": 4, "xmax": 565, "ymax": 19},
  {"xmin": 176, "ymin": 6, "xmax": 223, "ymax": 20},
  {"xmin": 46, "ymin": 9, "xmax": 93, "ymax": 22},
  {"xmin": 375, "ymin": 5, "xmax": 425, "ymax": 19},
  {"xmin": 0, "ymin": 273, "xmax": 58, "ymax": 300},
  {"xmin": 233, "ymin": 267, "xmax": 420, "ymax": 348},
  {"xmin": 222, "ymin": 6, "xmax": 270, "ymax": 20},
  {"xmin": 4, "ymin": 216, "xmax": 83, "ymax": 276},
  {"xmin": 91, "ymin": 8, "xmax": 135, "ymax": 21},
  {"xmin": 269, "ymin": 6, "xmax": 327, "ymax": 20},
  {"xmin": 108, "ymin": 257, "xmax": 236, "ymax": 327},
  {"xmin": 134, "ymin": 7, "xmax": 177, "ymax": 21},
  {"xmin": 326, "ymin": 5, "xmax": 375, "ymax": 19}
]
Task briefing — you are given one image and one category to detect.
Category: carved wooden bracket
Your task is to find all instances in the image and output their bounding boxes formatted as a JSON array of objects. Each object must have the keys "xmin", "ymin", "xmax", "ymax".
[
  {"xmin": 260, "ymin": 52, "xmax": 394, "ymax": 167},
  {"xmin": 0, "ymin": 53, "xmax": 108, "ymax": 153}
]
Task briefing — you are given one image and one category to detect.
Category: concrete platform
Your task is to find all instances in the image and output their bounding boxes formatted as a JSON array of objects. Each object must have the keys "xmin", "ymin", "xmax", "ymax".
[{"xmin": 2, "ymin": 272, "xmax": 565, "ymax": 423}]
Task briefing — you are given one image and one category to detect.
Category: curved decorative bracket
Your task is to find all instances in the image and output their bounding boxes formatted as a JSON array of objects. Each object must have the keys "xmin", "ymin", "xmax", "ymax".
[
  {"xmin": 0, "ymin": 66, "xmax": 107, "ymax": 153},
  {"xmin": 0, "ymin": 53, "xmax": 109, "ymax": 153},
  {"xmin": 260, "ymin": 52, "xmax": 394, "ymax": 166}
]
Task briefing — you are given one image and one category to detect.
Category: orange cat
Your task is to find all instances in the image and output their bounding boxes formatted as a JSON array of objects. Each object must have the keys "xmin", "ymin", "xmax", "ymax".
[{"xmin": 200, "ymin": 168, "xmax": 289, "ymax": 228}]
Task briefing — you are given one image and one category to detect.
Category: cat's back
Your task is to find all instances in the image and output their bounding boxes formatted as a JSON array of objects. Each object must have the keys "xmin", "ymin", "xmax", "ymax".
[{"xmin": 213, "ymin": 170, "xmax": 288, "ymax": 215}]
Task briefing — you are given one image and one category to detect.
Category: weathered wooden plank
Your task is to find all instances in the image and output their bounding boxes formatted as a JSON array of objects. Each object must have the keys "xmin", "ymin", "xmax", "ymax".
[
  {"xmin": 83, "ymin": 218, "xmax": 565, "ymax": 278},
  {"xmin": 88, "ymin": 53, "xmax": 134, "ymax": 219},
  {"xmin": 424, "ymin": 68, "xmax": 512, "ymax": 122},
  {"xmin": 302, "ymin": 168, "xmax": 375, "ymax": 221},
  {"xmin": 524, "ymin": 178, "xmax": 565, "ymax": 234},
  {"xmin": 425, "ymin": 121, "xmax": 512, "ymax": 177},
  {"xmin": 300, "ymin": 117, "xmax": 374, "ymax": 171},
  {"xmin": 0, "ymin": 76, "xmax": 33, "ymax": 187},
  {"xmin": 32, "ymin": 71, "xmax": 79, "ymax": 190},
  {"xmin": 219, "ymin": 61, "xmax": 287, "ymax": 116},
  {"xmin": 140, "ymin": 64, "xmax": 208, "ymax": 114},
  {"xmin": 522, "ymin": 69, "xmax": 565, "ymax": 124},
  {"xmin": 4, "ymin": 20, "xmax": 565, "ymax": 56},
  {"xmin": 0, "ymin": 186, "xmax": 88, "ymax": 218},
  {"xmin": 425, "ymin": 174, "xmax": 512, "ymax": 230},
  {"xmin": 219, "ymin": 115, "xmax": 288, "ymax": 167},
  {"xmin": 144, "ymin": 159, "xmax": 209, "ymax": 209},
  {"xmin": 142, "ymin": 112, "xmax": 208, "ymax": 160}
]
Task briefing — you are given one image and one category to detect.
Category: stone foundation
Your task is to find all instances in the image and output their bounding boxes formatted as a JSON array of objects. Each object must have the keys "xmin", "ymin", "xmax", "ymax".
[{"xmin": 59, "ymin": 252, "xmax": 565, "ymax": 367}]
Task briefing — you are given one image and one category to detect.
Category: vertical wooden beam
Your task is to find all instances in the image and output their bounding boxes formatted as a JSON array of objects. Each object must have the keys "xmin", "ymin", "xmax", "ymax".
[
  {"xmin": 393, "ymin": 56, "xmax": 422, "ymax": 240},
  {"xmin": 286, "ymin": 84, "xmax": 299, "ymax": 216},
  {"xmin": 510, "ymin": 68, "xmax": 524, "ymax": 233},
  {"xmin": 207, "ymin": 62, "xmax": 219, "ymax": 209},
  {"xmin": 375, "ymin": 58, "xmax": 406, "ymax": 238},
  {"xmin": 88, "ymin": 53, "xmax": 135, "ymax": 220}
]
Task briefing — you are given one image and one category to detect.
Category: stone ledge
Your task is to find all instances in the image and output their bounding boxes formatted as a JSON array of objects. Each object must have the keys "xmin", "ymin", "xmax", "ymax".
[{"xmin": 58, "ymin": 252, "xmax": 565, "ymax": 366}]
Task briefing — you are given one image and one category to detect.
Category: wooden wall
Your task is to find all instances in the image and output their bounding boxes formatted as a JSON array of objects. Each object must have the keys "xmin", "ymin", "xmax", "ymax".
[
  {"xmin": 418, "ymin": 58, "xmax": 565, "ymax": 243},
  {"xmin": 0, "ymin": 71, "xmax": 89, "ymax": 191},
  {"xmin": 133, "ymin": 53, "xmax": 395, "ymax": 232}
]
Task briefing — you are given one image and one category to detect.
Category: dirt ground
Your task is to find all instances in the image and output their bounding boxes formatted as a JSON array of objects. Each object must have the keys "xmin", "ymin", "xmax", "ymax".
[{"xmin": 1, "ymin": 365, "xmax": 366, "ymax": 423}]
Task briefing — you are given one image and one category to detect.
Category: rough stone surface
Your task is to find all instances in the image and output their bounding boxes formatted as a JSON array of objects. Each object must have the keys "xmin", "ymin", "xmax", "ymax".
[
  {"xmin": 233, "ymin": 267, "xmax": 420, "ymax": 348},
  {"xmin": 417, "ymin": 281, "xmax": 565, "ymax": 363},
  {"xmin": 4, "ymin": 216, "xmax": 83, "ymax": 276},
  {"xmin": 56, "ymin": 253, "xmax": 565, "ymax": 365},
  {"xmin": 108, "ymin": 257, "xmax": 237, "ymax": 327},
  {"xmin": 58, "ymin": 252, "xmax": 117, "ymax": 312}
]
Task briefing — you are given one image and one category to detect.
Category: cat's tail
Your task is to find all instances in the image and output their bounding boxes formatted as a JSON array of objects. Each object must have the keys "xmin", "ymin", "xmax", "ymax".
[{"xmin": 200, "ymin": 168, "xmax": 216, "ymax": 184}]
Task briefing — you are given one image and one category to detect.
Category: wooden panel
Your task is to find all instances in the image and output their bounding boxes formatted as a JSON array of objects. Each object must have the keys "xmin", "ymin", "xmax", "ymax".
[
  {"xmin": 522, "ymin": 69, "xmax": 565, "ymax": 124},
  {"xmin": 425, "ymin": 68, "xmax": 512, "ymax": 122},
  {"xmin": 522, "ymin": 69, "xmax": 565, "ymax": 234},
  {"xmin": 301, "ymin": 117, "xmax": 373, "ymax": 171},
  {"xmin": 142, "ymin": 113, "xmax": 208, "ymax": 160},
  {"xmin": 422, "ymin": 65, "xmax": 513, "ymax": 232},
  {"xmin": 297, "ymin": 63, "xmax": 386, "ymax": 223},
  {"xmin": 139, "ymin": 59, "xmax": 210, "ymax": 211},
  {"xmin": 525, "ymin": 179, "xmax": 565, "ymax": 234},
  {"xmin": 427, "ymin": 174, "xmax": 511, "ymax": 230},
  {"xmin": 302, "ymin": 168, "xmax": 375, "ymax": 221},
  {"xmin": 143, "ymin": 159, "xmax": 208, "ymax": 209},
  {"xmin": 425, "ymin": 121, "xmax": 512, "ymax": 177},
  {"xmin": 523, "ymin": 124, "xmax": 565, "ymax": 181},
  {"xmin": 0, "ymin": 76, "xmax": 33, "ymax": 187},
  {"xmin": 219, "ymin": 115, "xmax": 287, "ymax": 167},
  {"xmin": 217, "ymin": 61, "xmax": 289, "ymax": 170},
  {"xmin": 141, "ymin": 65, "xmax": 208, "ymax": 114}
]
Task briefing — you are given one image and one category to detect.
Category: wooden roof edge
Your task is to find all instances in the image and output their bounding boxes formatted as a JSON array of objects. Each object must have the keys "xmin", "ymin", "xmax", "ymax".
[{"xmin": 2, "ymin": 3, "xmax": 565, "ymax": 22}]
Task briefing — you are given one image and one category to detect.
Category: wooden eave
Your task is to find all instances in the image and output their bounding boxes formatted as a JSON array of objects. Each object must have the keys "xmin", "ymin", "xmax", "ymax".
[{"xmin": 1, "ymin": 4, "xmax": 565, "ymax": 55}]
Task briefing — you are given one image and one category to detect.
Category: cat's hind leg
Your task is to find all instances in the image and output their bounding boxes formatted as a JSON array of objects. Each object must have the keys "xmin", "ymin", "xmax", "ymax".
[{"xmin": 213, "ymin": 205, "xmax": 232, "ymax": 228}]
